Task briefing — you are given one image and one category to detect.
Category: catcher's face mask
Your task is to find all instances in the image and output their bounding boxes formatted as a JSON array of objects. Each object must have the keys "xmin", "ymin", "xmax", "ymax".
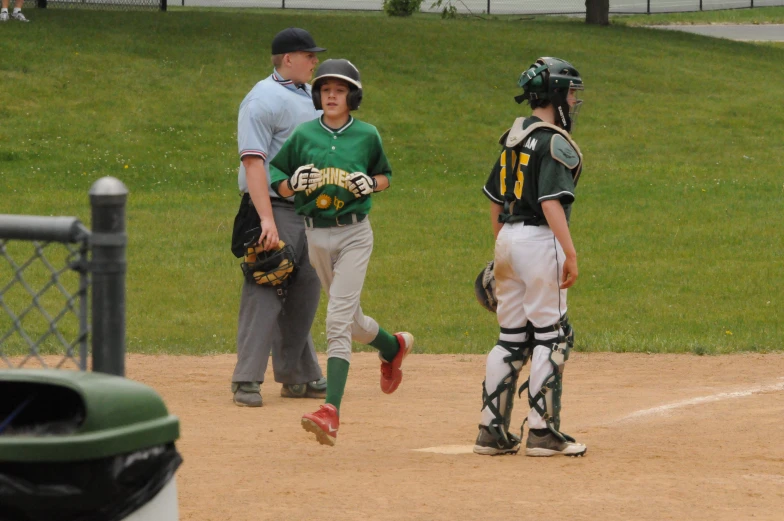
[
  {"xmin": 240, "ymin": 228, "xmax": 297, "ymax": 295},
  {"xmin": 474, "ymin": 261, "xmax": 497, "ymax": 313}
]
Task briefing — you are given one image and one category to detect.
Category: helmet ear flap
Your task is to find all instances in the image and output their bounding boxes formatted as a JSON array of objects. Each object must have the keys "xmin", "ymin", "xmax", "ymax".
[
  {"xmin": 312, "ymin": 88, "xmax": 323, "ymax": 111},
  {"xmin": 348, "ymin": 88, "xmax": 363, "ymax": 110}
]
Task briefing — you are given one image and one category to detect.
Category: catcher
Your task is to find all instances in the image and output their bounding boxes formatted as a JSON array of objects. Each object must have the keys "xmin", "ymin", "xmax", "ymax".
[{"xmin": 474, "ymin": 57, "xmax": 587, "ymax": 458}]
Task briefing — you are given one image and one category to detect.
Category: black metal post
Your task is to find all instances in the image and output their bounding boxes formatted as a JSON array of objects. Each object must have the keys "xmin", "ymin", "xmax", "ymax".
[
  {"xmin": 37, "ymin": 0, "xmax": 47, "ymax": 9},
  {"xmin": 161, "ymin": 0, "xmax": 167, "ymax": 11},
  {"xmin": 487, "ymin": 0, "xmax": 490, "ymax": 15},
  {"xmin": 89, "ymin": 177, "xmax": 128, "ymax": 377},
  {"xmin": 647, "ymin": 0, "xmax": 650, "ymax": 14}
]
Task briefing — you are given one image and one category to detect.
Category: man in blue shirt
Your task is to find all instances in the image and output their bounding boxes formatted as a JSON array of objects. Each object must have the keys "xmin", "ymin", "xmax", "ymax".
[{"xmin": 230, "ymin": 28, "xmax": 327, "ymax": 407}]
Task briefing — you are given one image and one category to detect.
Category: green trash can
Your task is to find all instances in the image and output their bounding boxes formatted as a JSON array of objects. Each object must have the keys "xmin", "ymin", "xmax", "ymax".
[{"xmin": 0, "ymin": 369, "xmax": 182, "ymax": 521}]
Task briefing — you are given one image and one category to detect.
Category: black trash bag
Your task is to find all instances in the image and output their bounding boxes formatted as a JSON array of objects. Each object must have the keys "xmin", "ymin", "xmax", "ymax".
[
  {"xmin": 0, "ymin": 443, "xmax": 182, "ymax": 521},
  {"xmin": 0, "ymin": 382, "xmax": 84, "ymax": 437}
]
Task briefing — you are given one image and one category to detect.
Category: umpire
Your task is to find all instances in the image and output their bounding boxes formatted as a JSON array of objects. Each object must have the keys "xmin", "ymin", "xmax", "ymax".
[{"xmin": 230, "ymin": 28, "xmax": 327, "ymax": 407}]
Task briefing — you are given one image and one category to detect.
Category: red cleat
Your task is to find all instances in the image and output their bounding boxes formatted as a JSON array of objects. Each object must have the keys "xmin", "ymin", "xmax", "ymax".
[
  {"xmin": 380, "ymin": 332, "xmax": 414, "ymax": 394},
  {"xmin": 301, "ymin": 404, "xmax": 339, "ymax": 446}
]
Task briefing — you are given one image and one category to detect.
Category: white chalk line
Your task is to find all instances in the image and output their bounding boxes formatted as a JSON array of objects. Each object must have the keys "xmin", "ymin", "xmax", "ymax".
[
  {"xmin": 612, "ymin": 378, "xmax": 784, "ymax": 425},
  {"xmin": 412, "ymin": 445, "xmax": 475, "ymax": 455},
  {"xmin": 413, "ymin": 378, "xmax": 784, "ymax": 454}
]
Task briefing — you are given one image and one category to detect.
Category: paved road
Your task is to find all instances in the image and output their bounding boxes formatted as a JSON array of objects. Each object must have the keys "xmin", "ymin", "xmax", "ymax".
[{"xmin": 647, "ymin": 24, "xmax": 784, "ymax": 41}]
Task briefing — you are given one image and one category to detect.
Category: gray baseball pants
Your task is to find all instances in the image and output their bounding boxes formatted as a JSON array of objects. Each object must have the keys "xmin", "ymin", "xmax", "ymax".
[
  {"xmin": 305, "ymin": 217, "xmax": 379, "ymax": 362},
  {"xmin": 232, "ymin": 200, "xmax": 323, "ymax": 385}
]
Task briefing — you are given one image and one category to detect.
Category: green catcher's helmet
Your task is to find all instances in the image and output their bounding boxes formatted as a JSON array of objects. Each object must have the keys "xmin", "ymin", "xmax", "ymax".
[{"xmin": 515, "ymin": 57, "xmax": 584, "ymax": 133}]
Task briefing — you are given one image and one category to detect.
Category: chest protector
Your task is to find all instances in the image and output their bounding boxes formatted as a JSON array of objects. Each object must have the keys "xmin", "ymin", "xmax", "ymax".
[{"xmin": 499, "ymin": 118, "xmax": 583, "ymax": 218}]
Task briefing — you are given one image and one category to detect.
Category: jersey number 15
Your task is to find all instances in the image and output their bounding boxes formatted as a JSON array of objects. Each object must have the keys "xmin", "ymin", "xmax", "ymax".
[{"xmin": 499, "ymin": 150, "xmax": 529, "ymax": 200}]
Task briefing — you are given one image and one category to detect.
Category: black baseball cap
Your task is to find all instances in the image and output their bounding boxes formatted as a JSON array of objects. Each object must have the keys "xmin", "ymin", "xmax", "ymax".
[{"xmin": 271, "ymin": 28, "xmax": 327, "ymax": 55}]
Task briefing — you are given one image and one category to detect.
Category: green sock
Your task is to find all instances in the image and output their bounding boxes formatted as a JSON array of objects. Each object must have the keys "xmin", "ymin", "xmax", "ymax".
[
  {"xmin": 369, "ymin": 327, "xmax": 399, "ymax": 362},
  {"xmin": 325, "ymin": 357, "xmax": 350, "ymax": 411}
]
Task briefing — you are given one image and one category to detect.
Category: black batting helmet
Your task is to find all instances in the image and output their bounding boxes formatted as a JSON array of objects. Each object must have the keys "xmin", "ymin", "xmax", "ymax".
[{"xmin": 312, "ymin": 59, "xmax": 363, "ymax": 111}]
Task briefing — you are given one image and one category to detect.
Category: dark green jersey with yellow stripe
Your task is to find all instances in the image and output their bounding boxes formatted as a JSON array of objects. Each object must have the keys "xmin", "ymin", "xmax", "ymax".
[
  {"xmin": 482, "ymin": 116, "xmax": 581, "ymax": 225},
  {"xmin": 270, "ymin": 116, "xmax": 392, "ymax": 219}
]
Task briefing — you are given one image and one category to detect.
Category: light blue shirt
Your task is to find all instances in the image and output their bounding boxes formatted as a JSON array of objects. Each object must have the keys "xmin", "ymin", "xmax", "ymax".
[{"xmin": 237, "ymin": 69, "xmax": 321, "ymax": 198}]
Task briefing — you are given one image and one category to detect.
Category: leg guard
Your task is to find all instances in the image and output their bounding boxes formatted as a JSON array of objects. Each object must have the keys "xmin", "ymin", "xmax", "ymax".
[
  {"xmin": 518, "ymin": 315, "xmax": 576, "ymax": 442},
  {"xmin": 474, "ymin": 327, "xmax": 532, "ymax": 455}
]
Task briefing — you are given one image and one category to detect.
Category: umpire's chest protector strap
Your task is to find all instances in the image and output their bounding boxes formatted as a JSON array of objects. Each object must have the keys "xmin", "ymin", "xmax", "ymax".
[{"xmin": 502, "ymin": 118, "xmax": 584, "ymax": 185}]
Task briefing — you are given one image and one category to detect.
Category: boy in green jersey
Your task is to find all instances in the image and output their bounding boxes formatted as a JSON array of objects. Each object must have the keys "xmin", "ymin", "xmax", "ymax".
[{"xmin": 271, "ymin": 59, "xmax": 414, "ymax": 447}]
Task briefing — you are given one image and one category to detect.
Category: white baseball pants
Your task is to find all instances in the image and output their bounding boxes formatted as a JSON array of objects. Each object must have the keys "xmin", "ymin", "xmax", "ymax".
[{"xmin": 481, "ymin": 222, "xmax": 568, "ymax": 430}]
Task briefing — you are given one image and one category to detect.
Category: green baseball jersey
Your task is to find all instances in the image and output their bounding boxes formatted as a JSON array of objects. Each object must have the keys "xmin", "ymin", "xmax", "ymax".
[
  {"xmin": 270, "ymin": 116, "xmax": 392, "ymax": 219},
  {"xmin": 483, "ymin": 116, "xmax": 579, "ymax": 225}
]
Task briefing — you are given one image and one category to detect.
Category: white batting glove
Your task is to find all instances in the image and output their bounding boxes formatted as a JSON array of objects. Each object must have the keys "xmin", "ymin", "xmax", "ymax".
[
  {"xmin": 290, "ymin": 164, "xmax": 322, "ymax": 192},
  {"xmin": 346, "ymin": 172, "xmax": 376, "ymax": 198}
]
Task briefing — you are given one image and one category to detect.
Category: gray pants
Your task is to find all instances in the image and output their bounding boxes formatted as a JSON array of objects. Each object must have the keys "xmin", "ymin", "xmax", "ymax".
[
  {"xmin": 232, "ymin": 201, "xmax": 323, "ymax": 385},
  {"xmin": 305, "ymin": 217, "xmax": 379, "ymax": 362}
]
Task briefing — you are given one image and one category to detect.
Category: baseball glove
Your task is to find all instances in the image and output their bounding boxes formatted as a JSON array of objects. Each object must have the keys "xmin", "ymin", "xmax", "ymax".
[{"xmin": 240, "ymin": 229, "xmax": 297, "ymax": 291}]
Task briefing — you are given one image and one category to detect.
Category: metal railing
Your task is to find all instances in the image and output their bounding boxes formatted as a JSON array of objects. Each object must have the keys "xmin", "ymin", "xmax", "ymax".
[
  {"xmin": 27, "ymin": 0, "xmax": 165, "ymax": 11},
  {"xmin": 169, "ymin": 0, "xmax": 783, "ymax": 15},
  {"xmin": 0, "ymin": 177, "xmax": 128, "ymax": 376},
  {"xmin": 23, "ymin": 0, "xmax": 784, "ymax": 16}
]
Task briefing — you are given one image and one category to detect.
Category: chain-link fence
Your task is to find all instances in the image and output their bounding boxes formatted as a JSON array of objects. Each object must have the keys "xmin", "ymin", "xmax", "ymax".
[
  {"xmin": 0, "ymin": 218, "xmax": 90, "ymax": 371},
  {"xmin": 0, "ymin": 177, "xmax": 129, "ymax": 376},
  {"xmin": 170, "ymin": 0, "xmax": 784, "ymax": 14}
]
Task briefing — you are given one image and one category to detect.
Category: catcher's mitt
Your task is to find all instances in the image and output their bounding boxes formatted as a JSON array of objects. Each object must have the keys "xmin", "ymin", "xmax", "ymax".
[
  {"xmin": 241, "ymin": 229, "xmax": 297, "ymax": 293},
  {"xmin": 474, "ymin": 260, "xmax": 497, "ymax": 313}
]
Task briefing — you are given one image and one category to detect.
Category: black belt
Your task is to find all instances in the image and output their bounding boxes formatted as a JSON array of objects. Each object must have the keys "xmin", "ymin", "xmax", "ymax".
[
  {"xmin": 304, "ymin": 214, "xmax": 366, "ymax": 228},
  {"xmin": 503, "ymin": 216, "xmax": 542, "ymax": 226},
  {"xmin": 241, "ymin": 193, "xmax": 294, "ymax": 207}
]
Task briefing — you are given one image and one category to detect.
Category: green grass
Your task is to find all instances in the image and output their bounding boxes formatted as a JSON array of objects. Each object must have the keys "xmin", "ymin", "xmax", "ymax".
[
  {"xmin": 613, "ymin": 6, "xmax": 784, "ymax": 26},
  {"xmin": 1, "ymin": 10, "xmax": 782, "ymax": 356}
]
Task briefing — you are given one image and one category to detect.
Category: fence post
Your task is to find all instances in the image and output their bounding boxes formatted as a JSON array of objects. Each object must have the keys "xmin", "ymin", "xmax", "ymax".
[
  {"xmin": 89, "ymin": 177, "xmax": 128, "ymax": 377},
  {"xmin": 36, "ymin": 0, "xmax": 47, "ymax": 9}
]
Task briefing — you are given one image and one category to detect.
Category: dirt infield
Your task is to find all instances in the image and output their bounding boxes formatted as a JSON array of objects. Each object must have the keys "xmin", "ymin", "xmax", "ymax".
[{"xmin": 125, "ymin": 352, "xmax": 784, "ymax": 521}]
